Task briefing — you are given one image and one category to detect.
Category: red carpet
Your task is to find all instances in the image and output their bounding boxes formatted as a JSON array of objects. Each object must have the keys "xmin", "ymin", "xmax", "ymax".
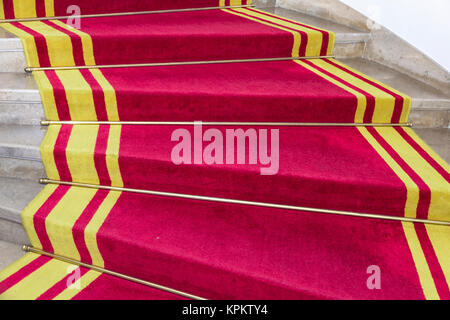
[
  {"xmin": 10, "ymin": 8, "xmax": 333, "ymax": 66},
  {"xmin": 37, "ymin": 59, "xmax": 408, "ymax": 124},
  {"xmin": 0, "ymin": 0, "xmax": 449, "ymax": 300}
]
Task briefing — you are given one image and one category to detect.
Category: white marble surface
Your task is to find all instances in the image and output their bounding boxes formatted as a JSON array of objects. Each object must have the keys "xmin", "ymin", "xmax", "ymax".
[
  {"xmin": 279, "ymin": 0, "xmax": 450, "ymax": 95},
  {"xmin": 0, "ymin": 240, "xmax": 25, "ymax": 270}
]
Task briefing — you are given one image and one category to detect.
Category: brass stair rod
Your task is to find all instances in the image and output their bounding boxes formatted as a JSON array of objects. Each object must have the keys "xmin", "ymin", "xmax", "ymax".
[
  {"xmin": 25, "ymin": 55, "xmax": 336, "ymax": 72},
  {"xmin": 40, "ymin": 120, "xmax": 413, "ymax": 127},
  {"xmin": 22, "ymin": 245, "xmax": 207, "ymax": 300},
  {"xmin": 0, "ymin": 5, "xmax": 254, "ymax": 24},
  {"xmin": 39, "ymin": 178, "xmax": 450, "ymax": 226}
]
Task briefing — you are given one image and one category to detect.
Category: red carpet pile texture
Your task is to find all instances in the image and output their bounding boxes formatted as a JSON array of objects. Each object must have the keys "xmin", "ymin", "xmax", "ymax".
[{"xmin": 0, "ymin": 0, "xmax": 449, "ymax": 300}]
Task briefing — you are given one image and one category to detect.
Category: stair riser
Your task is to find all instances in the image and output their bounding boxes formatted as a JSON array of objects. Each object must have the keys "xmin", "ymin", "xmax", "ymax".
[
  {"xmin": 0, "ymin": 109, "xmax": 446, "ymax": 184},
  {"xmin": 410, "ymin": 109, "xmax": 449, "ymax": 128},
  {"xmin": 0, "ymin": 157, "xmax": 44, "ymax": 181},
  {"xmin": 0, "ymin": 102, "xmax": 44, "ymax": 125},
  {"xmin": 254, "ymin": 0, "xmax": 277, "ymax": 7},
  {"xmin": 334, "ymin": 42, "xmax": 365, "ymax": 59},
  {"xmin": 0, "ymin": 142, "xmax": 40, "ymax": 161},
  {"xmin": 0, "ymin": 43, "xmax": 368, "ymax": 73},
  {"xmin": 1, "ymin": 99, "xmax": 448, "ymax": 129},
  {"xmin": 0, "ymin": 91, "xmax": 40, "ymax": 104},
  {"xmin": 0, "ymin": 50, "xmax": 26, "ymax": 73},
  {"xmin": 0, "ymin": 218, "xmax": 28, "ymax": 245}
]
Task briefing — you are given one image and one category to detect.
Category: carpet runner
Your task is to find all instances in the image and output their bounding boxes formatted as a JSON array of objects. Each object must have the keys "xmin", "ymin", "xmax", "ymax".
[{"xmin": 0, "ymin": 0, "xmax": 449, "ymax": 300}]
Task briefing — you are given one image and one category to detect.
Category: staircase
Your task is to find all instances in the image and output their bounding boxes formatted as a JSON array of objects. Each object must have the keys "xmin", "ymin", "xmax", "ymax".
[{"xmin": 0, "ymin": 1, "xmax": 448, "ymax": 279}]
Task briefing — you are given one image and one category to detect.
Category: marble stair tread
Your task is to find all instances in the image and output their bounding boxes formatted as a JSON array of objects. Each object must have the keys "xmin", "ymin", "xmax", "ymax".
[
  {"xmin": 341, "ymin": 58, "xmax": 450, "ymax": 109},
  {"xmin": 0, "ymin": 58, "xmax": 447, "ymax": 108},
  {"xmin": 0, "ymin": 28, "xmax": 23, "ymax": 50},
  {"xmin": 341, "ymin": 58, "xmax": 449, "ymax": 128},
  {"xmin": 0, "ymin": 7, "xmax": 370, "ymax": 47},
  {"xmin": 0, "ymin": 72, "xmax": 40, "ymax": 102},
  {"xmin": 261, "ymin": 7, "xmax": 370, "ymax": 43},
  {"xmin": 0, "ymin": 72, "xmax": 43, "ymax": 125},
  {"xmin": 0, "ymin": 240, "xmax": 25, "ymax": 270},
  {"xmin": 414, "ymin": 128, "xmax": 449, "ymax": 163},
  {"xmin": 0, "ymin": 6, "xmax": 369, "ymax": 73},
  {"xmin": 0, "ymin": 176, "xmax": 43, "ymax": 224},
  {"xmin": 0, "ymin": 28, "xmax": 27, "ymax": 73},
  {"xmin": 0, "ymin": 125, "xmax": 46, "ymax": 160}
]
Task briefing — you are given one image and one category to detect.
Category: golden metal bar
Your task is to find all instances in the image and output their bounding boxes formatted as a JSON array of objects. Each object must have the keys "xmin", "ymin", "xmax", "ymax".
[
  {"xmin": 25, "ymin": 55, "xmax": 335, "ymax": 72},
  {"xmin": 0, "ymin": 5, "xmax": 254, "ymax": 24},
  {"xmin": 39, "ymin": 178, "xmax": 450, "ymax": 226},
  {"xmin": 40, "ymin": 120, "xmax": 413, "ymax": 127},
  {"xmin": 22, "ymin": 245, "xmax": 207, "ymax": 300}
]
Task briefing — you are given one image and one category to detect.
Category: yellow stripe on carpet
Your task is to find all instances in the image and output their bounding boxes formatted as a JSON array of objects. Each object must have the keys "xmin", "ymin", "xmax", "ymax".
[
  {"xmin": 45, "ymin": 187, "xmax": 99, "ymax": 260},
  {"xmin": 89, "ymin": 69, "xmax": 120, "ymax": 121},
  {"xmin": 19, "ymin": 21, "xmax": 75, "ymax": 67},
  {"xmin": 40, "ymin": 124, "xmax": 61, "ymax": 180},
  {"xmin": 54, "ymin": 270, "xmax": 101, "ymax": 300},
  {"xmin": 425, "ymin": 225, "xmax": 450, "ymax": 287},
  {"xmin": 237, "ymin": 7, "xmax": 332, "ymax": 56},
  {"xmin": 294, "ymin": 59, "xmax": 368, "ymax": 122},
  {"xmin": 1, "ymin": 256, "xmax": 69, "ymax": 300},
  {"xmin": 55, "ymin": 70, "xmax": 98, "ymax": 120},
  {"xmin": 12, "ymin": 0, "xmax": 36, "ymax": 19},
  {"xmin": 51, "ymin": 20, "xmax": 96, "ymax": 66},
  {"xmin": 33, "ymin": 71, "xmax": 60, "ymax": 121},
  {"xmin": 0, "ymin": 253, "xmax": 40, "ymax": 283},
  {"xmin": 222, "ymin": 8, "xmax": 301, "ymax": 58},
  {"xmin": 44, "ymin": 0, "xmax": 55, "ymax": 17},
  {"xmin": 84, "ymin": 190, "xmax": 122, "ymax": 268},
  {"xmin": 376, "ymin": 127, "xmax": 450, "ymax": 222},
  {"xmin": 0, "ymin": 23, "xmax": 40, "ymax": 67},
  {"xmin": 0, "ymin": 1, "xmax": 5, "ymax": 20},
  {"xmin": 402, "ymin": 222, "xmax": 440, "ymax": 300},
  {"xmin": 22, "ymin": 184, "xmax": 60, "ymax": 249},
  {"xmin": 402, "ymin": 127, "xmax": 450, "ymax": 174},
  {"xmin": 105, "ymin": 125, "xmax": 123, "ymax": 187},
  {"xmin": 357, "ymin": 127, "xmax": 420, "ymax": 219},
  {"xmin": 330, "ymin": 59, "xmax": 411, "ymax": 123},
  {"xmin": 309, "ymin": 59, "xmax": 397, "ymax": 123},
  {"xmin": 66, "ymin": 124, "xmax": 100, "ymax": 184},
  {"xmin": 230, "ymin": 0, "xmax": 244, "ymax": 6}
]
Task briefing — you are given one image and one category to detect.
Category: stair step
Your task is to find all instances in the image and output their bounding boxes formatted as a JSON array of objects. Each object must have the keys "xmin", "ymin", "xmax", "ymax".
[
  {"xmin": 262, "ymin": 7, "xmax": 369, "ymax": 58},
  {"xmin": 0, "ymin": 125, "xmax": 45, "ymax": 160},
  {"xmin": 0, "ymin": 72, "xmax": 40, "ymax": 101},
  {"xmin": 0, "ymin": 72, "xmax": 43, "ymax": 126},
  {"xmin": 1, "ymin": 56, "xmax": 448, "ymax": 127},
  {"xmin": 414, "ymin": 128, "xmax": 450, "ymax": 163},
  {"xmin": 0, "ymin": 240, "xmax": 25, "ymax": 269},
  {"xmin": 0, "ymin": 7, "xmax": 369, "ymax": 73},
  {"xmin": 0, "ymin": 29, "xmax": 26, "ymax": 73},
  {"xmin": 1, "ymin": 252, "xmax": 187, "ymax": 299},
  {"xmin": 341, "ymin": 58, "xmax": 450, "ymax": 128},
  {"xmin": 0, "ymin": 176, "xmax": 43, "ymax": 223},
  {"xmin": 20, "ymin": 183, "xmax": 445, "ymax": 299},
  {"xmin": 0, "ymin": 177, "xmax": 43, "ymax": 245},
  {"xmin": 47, "ymin": 125, "xmax": 449, "ymax": 221},
  {"xmin": 5, "ymin": 9, "xmax": 337, "ymax": 68},
  {"xmin": 0, "ymin": 125, "xmax": 46, "ymax": 180}
]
